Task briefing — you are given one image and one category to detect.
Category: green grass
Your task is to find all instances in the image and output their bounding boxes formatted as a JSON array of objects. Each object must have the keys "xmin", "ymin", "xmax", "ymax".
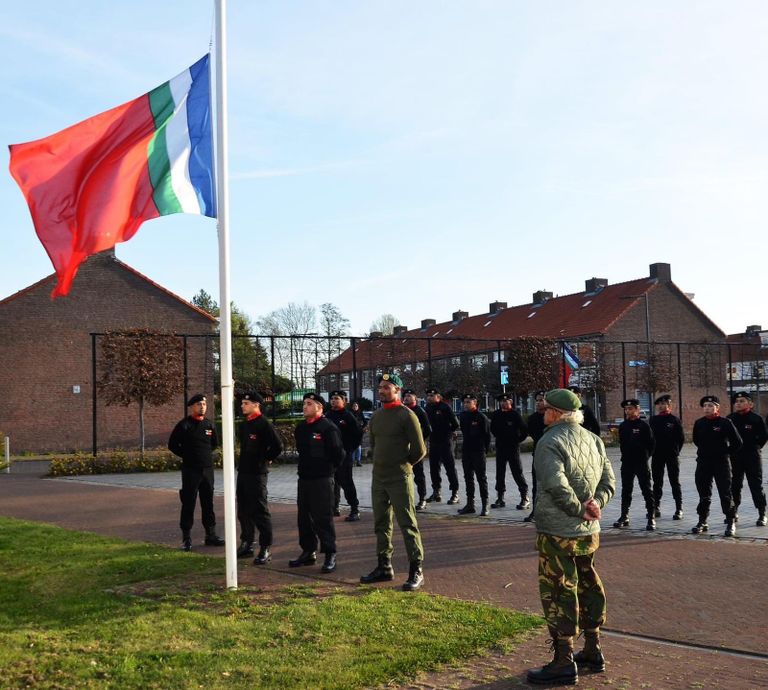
[{"xmin": 0, "ymin": 517, "xmax": 542, "ymax": 689}]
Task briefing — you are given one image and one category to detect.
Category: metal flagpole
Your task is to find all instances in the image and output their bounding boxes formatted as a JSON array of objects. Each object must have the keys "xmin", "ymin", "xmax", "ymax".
[{"xmin": 214, "ymin": 0, "xmax": 238, "ymax": 589}]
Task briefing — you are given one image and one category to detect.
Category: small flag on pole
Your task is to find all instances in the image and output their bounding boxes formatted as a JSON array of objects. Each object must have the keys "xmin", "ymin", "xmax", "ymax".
[{"xmin": 9, "ymin": 55, "xmax": 216, "ymax": 297}]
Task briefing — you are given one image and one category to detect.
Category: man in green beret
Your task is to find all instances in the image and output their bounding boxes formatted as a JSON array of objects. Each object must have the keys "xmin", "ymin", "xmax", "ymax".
[
  {"xmin": 360, "ymin": 373, "xmax": 427, "ymax": 591},
  {"xmin": 526, "ymin": 389, "xmax": 615, "ymax": 686}
]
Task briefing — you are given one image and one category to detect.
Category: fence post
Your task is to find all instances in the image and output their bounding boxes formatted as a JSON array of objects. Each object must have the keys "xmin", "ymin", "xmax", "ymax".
[
  {"xmin": 427, "ymin": 338, "xmax": 433, "ymax": 387},
  {"xmin": 351, "ymin": 336, "xmax": 358, "ymax": 399},
  {"xmin": 91, "ymin": 333, "xmax": 98, "ymax": 458},
  {"xmin": 621, "ymin": 341, "xmax": 627, "ymax": 401},
  {"xmin": 4, "ymin": 435, "xmax": 9, "ymax": 473},
  {"xmin": 183, "ymin": 335, "xmax": 189, "ymax": 418},
  {"xmin": 270, "ymin": 336, "xmax": 276, "ymax": 422},
  {"xmin": 676, "ymin": 342, "xmax": 683, "ymax": 425}
]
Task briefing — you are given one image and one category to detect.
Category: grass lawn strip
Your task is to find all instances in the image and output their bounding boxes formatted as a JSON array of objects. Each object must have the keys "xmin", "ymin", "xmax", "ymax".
[{"xmin": 0, "ymin": 517, "xmax": 542, "ymax": 689}]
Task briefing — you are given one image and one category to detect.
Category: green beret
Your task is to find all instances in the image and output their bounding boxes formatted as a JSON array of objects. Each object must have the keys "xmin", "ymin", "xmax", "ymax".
[
  {"xmin": 544, "ymin": 388, "xmax": 581, "ymax": 412},
  {"xmin": 378, "ymin": 372, "xmax": 403, "ymax": 387}
]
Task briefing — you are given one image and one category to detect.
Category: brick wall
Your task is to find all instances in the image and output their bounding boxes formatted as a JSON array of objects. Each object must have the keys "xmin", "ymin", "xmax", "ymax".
[{"xmin": 0, "ymin": 253, "xmax": 216, "ymax": 453}]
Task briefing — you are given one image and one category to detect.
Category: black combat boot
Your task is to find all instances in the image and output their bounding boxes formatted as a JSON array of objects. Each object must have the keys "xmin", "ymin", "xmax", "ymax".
[
  {"xmin": 321, "ymin": 552, "xmax": 337, "ymax": 573},
  {"xmin": 691, "ymin": 521, "xmax": 708, "ymax": 534},
  {"xmin": 180, "ymin": 530, "xmax": 192, "ymax": 552},
  {"xmin": 517, "ymin": 496, "xmax": 531, "ymax": 510},
  {"xmin": 457, "ymin": 501, "xmax": 476, "ymax": 515},
  {"xmin": 446, "ymin": 491, "xmax": 460, "ymax": 505},
  {"xmin": 480, "ymin": 500, "xmax": 489, "ymax": 517},
  {"xmin": 574, "ymin": 629, "xmax": 605, "ymax": 673},
  {"xmin": 236, "ymin": 541, "xmax": 254, "ymax": 558},
  {"xmin": 491, "ymin": 493, "xmax": 506, "ymax": 508},
  {"xmin": 523, "ymin": 512, "xmax": 535, "ymax": 523},
  {"xmin": 654, "ymin": 507, "xmax": 661, "ymax": 518},
  {"xmin": 360, "ymin": 555, "xmax": 394, "ymax": 583},
  {"xmin": 253, "ymin": 547, "xmax": 271, "ymax": 565},
  {"xmin": 288, "ymin": 550, "xmax": 317, "ymax": 567},
  {"xmin": 757, "ymin": 513, "xmax": 767, "ymax": 527},
  {"xmin": 402, "ymin": 561, "xmax": 424, "ymax": 591},
  {"xmin": 415, "ymin": 497, "xmax": 427, "ymax": 511},
  {"xmin": 204, "ymin": 526, "xmax": 225, "ymax": 546},
  {"xmin": 425, "ymin": 492, "xmax": 442, "ymax": 503},
  {"xmin": 646, "ymin": 514, "xmax": 656, "ymax": 531},
  {"xmin": 345, "ymin": 509, "xmax": 361, "ymax": 522},
  {"xmin": 673, "ymin": 505, "xmax": 683, "ymax": 520},
  {"xmin": 724, "ymin": 519, "xmax": 736, "ymax": 538},
  {"xmin": 527, "ymin": 635, "xmax": 578, "ymax": 685},
  {"xmin": 613, "ymin": 515, "xmax": 629, "ymax": 528}
]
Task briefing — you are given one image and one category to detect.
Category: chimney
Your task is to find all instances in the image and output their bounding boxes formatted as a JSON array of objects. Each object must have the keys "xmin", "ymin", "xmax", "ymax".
[
  {"xmin": 421, "ymin": 319, "xmax": 436, "ymax": 329},
  {"xmin": 746, "ymin": 324, "xmax": 763, "ymax": 336},
  {"xmin": 649, "ymin": 262, "xmax": 671, "ymax": 283},
  {"xmin": 489, "ymin": 301, "xmax": 507, "ymax": 314},
  {"xmin": 584, "ymin": 277, "xmax": 608, "ymax": 294},
  {"xmin": 452, "ymin": 310, "xmax": 468, "ymax": 322},
  {"xmin": 369, "ymin": 331, "xmax": 383, "ymax": 338},
  {"xmin": 393, "ymin": 325, "xmax": 408, "ymax": 335},
  {"xmin": 532, "ymin": 290, "xmax": 553, "ymax": 305}
]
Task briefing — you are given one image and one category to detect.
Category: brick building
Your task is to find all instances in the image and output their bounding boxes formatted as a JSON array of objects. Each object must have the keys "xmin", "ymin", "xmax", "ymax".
[
  {"xmin": 0, "ymin": 251, "xmax": 216, "ymax": 453},
  {"xmin": 317, "ymin": 263, "xmax": 729, "ymax": 429},
  {"xmin": 726, "ymin": 325, "xmax": 768, "ymax": 416}
]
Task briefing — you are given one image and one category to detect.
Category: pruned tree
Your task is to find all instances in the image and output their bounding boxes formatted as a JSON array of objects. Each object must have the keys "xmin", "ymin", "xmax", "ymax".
[
  {"xmin": 506, "ymin": 337, "xmax": 560, "ymax": 394},
  {"xmin": 576, "ymin": 341, "xmax": 622, "ymax": 394},
  {"xmin": 98, "ymin": 329, "xmax": 184, "ymax": 456}
]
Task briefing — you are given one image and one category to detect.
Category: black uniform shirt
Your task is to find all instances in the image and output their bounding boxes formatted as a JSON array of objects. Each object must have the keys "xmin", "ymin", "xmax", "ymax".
[
  {"xmin": 580, "ymin": 404, "xmax": 601, "ymax": 435},
  {"xmin": 406, "ymin": 403, "xmax": 432, "ymax": 441},
  {"xmin": 649, "ymin": 413, "xmax": 685, "ymax": 457},
  {"xmin": 238, "ymin": 413, "xmax": 283, "ymax": 474},
  {"xmin": 426, "ymin": 400, "xmax": 460, "ymax": 440},
  {"xmin": 526, "ymin": 411, "xmax": 547, "ymax": 452},
  {"xmin": 693, "ymin": 415, "xmax": 743, "ymax": 460},
  {"xmin": 294, "ymin": 416, "xmax": 345, "ymax": 479},
  {"xmin": 459, "ymin": 409, "xmax": 491, "ymax": 452},
  {"xmin": 490, "ymin": 409, "xmax": 528, "ymax": 448},
  {"xmin": 618, "ymin": 418, "xmax": 655, "ymax": 461},
  {"xmin": 168, "ymin": 416, "xmax": 218, "ymax": 468},
  {"xmin": 326, "ymin": 408, "xmax": 363, "ymax": 452},
  {"xmin": 726, "ymin": 410, "xmax": 767, "ymax": 458}
]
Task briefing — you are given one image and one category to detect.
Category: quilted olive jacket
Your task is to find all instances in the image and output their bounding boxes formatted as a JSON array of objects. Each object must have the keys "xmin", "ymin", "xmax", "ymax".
[{"xmin": 533, "ymin": 419, "xmax": 615, "ymax": 538}]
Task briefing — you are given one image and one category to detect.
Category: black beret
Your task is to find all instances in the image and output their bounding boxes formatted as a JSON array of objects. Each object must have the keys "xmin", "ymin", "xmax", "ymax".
[
  {"xmin": 401, "ymin": 388, "xmax": 416, "ymax": 396},
  {"xmin": 567, "ymin": 385, "xmax": 582, "ymax": 394},
  {"xmin": 462, "ymin": 393, "xmax": 478, "ymax": 402},
  {"xmin": 732, "ymin": 391, "xmax": 752, "ymax": 402},
  {"xmin": 700, "ymin": 395, "xmax": 720, "ymax": 406},
  {"xmin": 425, "ymin": 388, "xmax": 440, "ymax": 396},
  {"xmin": 621, "ymin": 398, "xmax": 640, "ymax": 408},
  {"xmin": 654, "ymin": 395, "xmax": 672, "ymax": 405},
  {"xmin": 303, "ymin": 392, "xmax": 326, "ymax": 405},
  {"xmin": 240, "ymin": 391, "xmax": 264, "ymax": 404},
  {"xmin": 186, "ymin": 393, "xmax": 206, "ymax": 406},
  {"xmin": 496, "ymin": 393, "xmax": 512, "ymax": 402},
  {"xmin": 329, "ymin": 390, "xmax": 347, "ymax": 399},
  {"xmin": 533, "ymin": 390, "xmax": 547, "ymax": 398}
]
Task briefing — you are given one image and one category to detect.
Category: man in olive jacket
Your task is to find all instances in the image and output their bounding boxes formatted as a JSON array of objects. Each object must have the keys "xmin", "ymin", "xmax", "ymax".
[
  {"xmin": 360, "ymin": 373, "xmax": 427, "ymax": 592},
  {"xmin": 527, "ymin": 389, "xmax": 615, "ymax": 687}
]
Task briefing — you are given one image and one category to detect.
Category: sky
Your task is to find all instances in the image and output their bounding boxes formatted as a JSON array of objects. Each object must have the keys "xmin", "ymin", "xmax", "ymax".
[{"xmin": 2, "ymin": 1, "xmax": 767, "ymax": 336}]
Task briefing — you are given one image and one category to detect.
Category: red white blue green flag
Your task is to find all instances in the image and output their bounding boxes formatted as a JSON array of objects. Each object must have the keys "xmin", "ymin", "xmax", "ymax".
[{"xmin": 9, "ymin": 55, "xmax": 216, "ymax": 297}]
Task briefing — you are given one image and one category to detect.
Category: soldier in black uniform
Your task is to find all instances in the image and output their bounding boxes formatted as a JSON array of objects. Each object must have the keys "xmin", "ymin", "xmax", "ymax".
[
  {"xmin": 523, "ymin": 390, "xmax": 548, "ymax": 523},
  {"xmin": 649, "ymin": 394, "xmax": 685, "ymax": 520},
  {"xmin": 235, "ymin": 392, "xmax": 283, "ymax": 564},
  {"xmin": 458, "ymin": 393, "xmax": 491, "ymax": 516},
  {"xmin": 168, "ymin": 394, "xmax": 224, "ymax": 551},
  {"xmin": 290, "ymin": 392, "xmax": 345, "ymax": 572},
  {"xmin": 489, "ymin": 393, "xmax": 529, "ymax": 509},
  {"xmin": 614, "ymin": 398, "xmax": 656, "ymax": 531},
  {"xmin": 727, "ymin": 392, "xmax": 767, "ymax": 527},
  {"xmin": 692, "ymin": 395, "xmax": 742, "ymax": 537},
  {"xmin": 568, "ymin": 385, "xmax": 601, "ymax": 436},
  {"xmin": 425, "ymin": 389, "xmax": 460, "ymax": 505},
  {"xmin": 327, "ymin": 390, "xmax": 363, "ymax": 521},
  {"xmin": 403, "ymin": 389, "xmax": 432, "ymax": 510}
]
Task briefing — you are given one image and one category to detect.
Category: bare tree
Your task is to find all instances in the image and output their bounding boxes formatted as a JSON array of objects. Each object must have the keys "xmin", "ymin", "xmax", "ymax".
[
  {"xmin": 368, "ymin": 313, "xmax": 400, "ymax": 336},
  {"xmin": 98, "ymin": 329, "xmax": 184, "ymax": 456},
  {"xmin": 319, "ymin": 303, "xmax": 351, "ymax": 365},
  {"xmin": 256, "ymin": 302, "xmax": 318, "ymax": 389}
]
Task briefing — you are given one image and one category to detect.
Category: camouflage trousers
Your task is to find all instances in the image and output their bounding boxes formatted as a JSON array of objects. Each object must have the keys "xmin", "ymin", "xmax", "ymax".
[{"xmin": 536, "ymin": 533, "xmax": 606, "ymax": 638}]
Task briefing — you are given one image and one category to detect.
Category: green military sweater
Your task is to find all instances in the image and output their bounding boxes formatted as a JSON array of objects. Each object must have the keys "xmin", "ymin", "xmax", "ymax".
[{"xmin": 369, "ymin": 402, "xmax": 426, "ymax": 481}]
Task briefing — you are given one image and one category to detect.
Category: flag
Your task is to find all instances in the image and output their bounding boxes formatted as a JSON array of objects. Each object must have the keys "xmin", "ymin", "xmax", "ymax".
[
  {"xmin": 559, "ymin": 342, "xmax": 581, "ymax": 387},
  {"xmin": 9, "ymin": 54, "xmax": 216, "ymax": 297}
]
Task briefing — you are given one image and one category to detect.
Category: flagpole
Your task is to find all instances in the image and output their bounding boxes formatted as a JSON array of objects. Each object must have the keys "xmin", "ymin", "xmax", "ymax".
[{"xmin": 214, "ymin": 0, "xmax": 238, "ymax": 589}]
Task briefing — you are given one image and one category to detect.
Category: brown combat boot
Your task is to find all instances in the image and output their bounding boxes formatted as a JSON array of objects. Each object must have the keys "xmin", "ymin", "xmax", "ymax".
[
  {"xmin": 574, "ymin": 629, "xmax": 606, "ymax": 672},
  {"xmin": 527, "ymin": 635, "xmax": 578, "ymax": 685}
]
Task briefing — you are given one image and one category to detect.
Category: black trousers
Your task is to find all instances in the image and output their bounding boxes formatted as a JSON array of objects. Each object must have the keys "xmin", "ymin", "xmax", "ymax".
[
  {"xmin": 412, "ymin": 460, "xmax": 427, "ymax": 500},
  {"xmin": 179, "ymin": 466, "xmax": 216, "ymax": 532},
  {"xmin": 298, "ymin": 477, "xmax": 337, "ymax": 554},
  {"xmin": 333, "ymin": 451, "xmax": 359, "ymax": 511},
  {"xmin": 494, "ymin": 445, "xmax": 528, "ymax": 497},
  {"xmin": 429, "ymin": 437, "xmax": 459, "ymax": 493},
  {"xmin": 695, "ymin": 456, "xmax": 735, "ymax": 521},
  {"xmin": 651, "ymin": 453, "xmax": 683, "ymax": 508},
  {"xmin": 731, "ymin": 453, "xmax": 766, "ymax": 514},
  {"xmin": 461, "ymin": 449, "xmax": 489, "ymax": 503},
  {"xmin": 619, "ymin": 457, "xmax": 655, "ymax": 517},
  {"xmin": 236, "ymin": 472, "xmax": 273, "ymax": 548}
]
